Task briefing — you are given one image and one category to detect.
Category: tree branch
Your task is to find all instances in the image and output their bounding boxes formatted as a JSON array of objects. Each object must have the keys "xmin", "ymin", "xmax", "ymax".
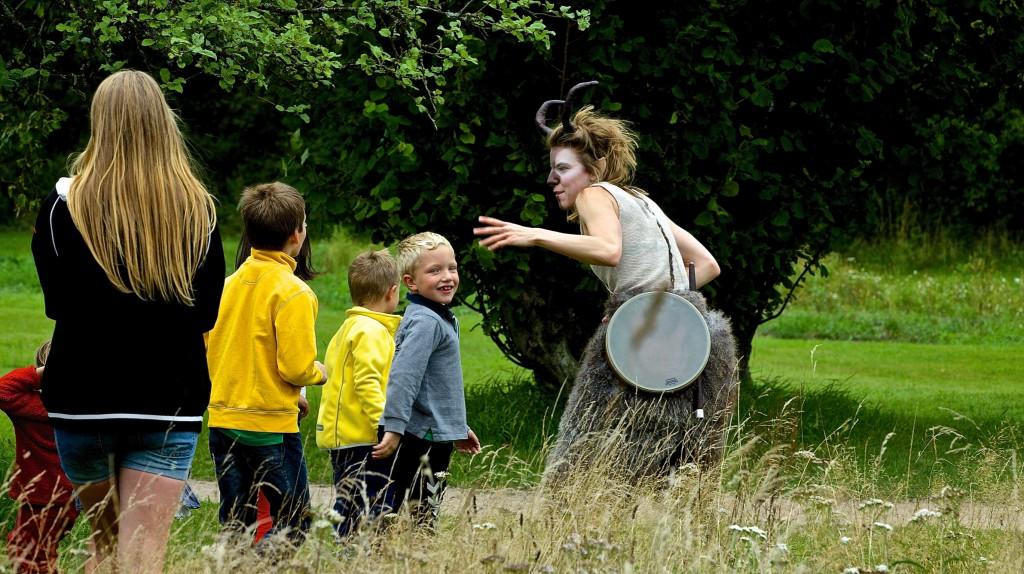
[{"xmin": 759, "ymin": 256, "xmax": 816, "ymax": 324}]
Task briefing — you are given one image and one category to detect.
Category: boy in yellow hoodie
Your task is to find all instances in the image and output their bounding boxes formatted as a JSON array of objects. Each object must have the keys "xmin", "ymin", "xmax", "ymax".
[
  {"xmin": 316, "ymin": 249, "xmax": 400, "ymax": 536},
  {"xmin": 206, "ymin": 182, "xmax": 327, "ymax": 545}
]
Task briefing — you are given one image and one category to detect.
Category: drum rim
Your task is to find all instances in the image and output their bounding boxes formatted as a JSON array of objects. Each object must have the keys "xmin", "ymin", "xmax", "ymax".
[{"xmin": 604, "ymin": 291, "xmax": 712, "ymax": 394}]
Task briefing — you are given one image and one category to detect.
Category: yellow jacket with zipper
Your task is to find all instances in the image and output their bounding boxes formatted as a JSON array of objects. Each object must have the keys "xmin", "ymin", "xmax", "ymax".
[
  {"xmin": 316, "ymin": 307, "xmax": 401, "ymax": 449},
  {"xmin": 207, "ymin": 249, "xmax": 322, "ymax": 434}
]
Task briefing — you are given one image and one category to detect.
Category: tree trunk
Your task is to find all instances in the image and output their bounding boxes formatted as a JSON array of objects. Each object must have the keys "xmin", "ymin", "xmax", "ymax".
[{"xmin": 732, "ymin": 319, "xmax": 757, "ymax": 387}]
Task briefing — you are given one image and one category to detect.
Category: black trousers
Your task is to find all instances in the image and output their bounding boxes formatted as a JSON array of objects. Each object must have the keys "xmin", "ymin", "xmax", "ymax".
[{"xmin": 367, "ymin": 429, "xmax": 453, "ymax": 526}]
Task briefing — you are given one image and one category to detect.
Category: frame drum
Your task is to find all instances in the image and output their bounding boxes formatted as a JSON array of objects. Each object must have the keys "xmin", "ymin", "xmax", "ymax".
[{"xmin": 604, "ymin": 291, "xmax": 711, "ymax": 393}]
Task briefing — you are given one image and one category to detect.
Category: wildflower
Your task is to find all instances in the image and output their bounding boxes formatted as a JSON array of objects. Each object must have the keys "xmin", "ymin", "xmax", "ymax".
[
  {"xmin": 809, "ymin": 495, "xmax": 835, "ymax": 507},
  {"xmin": 727, "ymin": 524, "xmax": 768, "ymax": 541},
  {"xmin": 843, "ymin": 568, "xmax": 861, "ymax": 574},
  {"xmin": 910, "ymin": 508, "xmax": 942, "ymax": 523},
  {"xmin": 326, "ymin": 509, "xmax": 344, "ymax": 524},
  {"xmin": 434, "ymin": 471, "xmax": 450, "ymax": 480},
  {"xmin": 794, "ymin": 450, "xmax": 828, "ymax": 465},
  {"xmin": 858, "ymin": 498, "xmax": 894, "ymax": 510},
  {"xmin": 313, "ymin": 519, "xmax": 333, "ymax": 530},
  {"xmin": 839, "ymin": 536, "xmax": 851, "ymax": 544},
  {"xmin": 473, "ymin": 522, "xmax": 497, "ymax": 530},
  {"xmin": 872, "ymin": 522, "xmax": 893, "ymax": 532},
  {"xmin": 876, "ymin": 565, "xmax": 889, "ymax": 573},
  {"xmin": 775, "ymin": 543, "xmax": 789, "ymax": 553}
]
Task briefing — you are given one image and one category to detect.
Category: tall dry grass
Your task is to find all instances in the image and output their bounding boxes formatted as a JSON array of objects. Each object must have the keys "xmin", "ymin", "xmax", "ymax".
[{"xmin": 130, "ymin": 394, "xmax": 1024, "ymax": 573}]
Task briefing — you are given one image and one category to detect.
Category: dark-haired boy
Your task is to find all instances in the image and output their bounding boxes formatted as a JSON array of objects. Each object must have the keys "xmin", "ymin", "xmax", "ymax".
[{"xmin": 206, "ymin": 182, "xmax": 327, "ymax": 545}]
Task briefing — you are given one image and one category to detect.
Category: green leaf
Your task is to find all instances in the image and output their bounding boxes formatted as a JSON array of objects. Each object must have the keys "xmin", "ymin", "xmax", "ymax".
[
  {"xmin": 141, "ymin": 38, "xmax": 156, "ymax": 47},
  {"xmin": 812, "ymin": 38, "xmax": 835, "ymax": 53},
  {"xmin": 751, "ymin": 85, "xmax": 773, "ymax": 107},
  {"xmin": 722, "ymin": 181, "xmax": 740, "ymax": 197}
]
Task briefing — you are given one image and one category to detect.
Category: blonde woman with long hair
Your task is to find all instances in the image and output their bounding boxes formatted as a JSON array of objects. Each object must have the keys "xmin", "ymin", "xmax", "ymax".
[{"xmin": 31, "ymin": 70, "xmax": 225, "ymax": 574}]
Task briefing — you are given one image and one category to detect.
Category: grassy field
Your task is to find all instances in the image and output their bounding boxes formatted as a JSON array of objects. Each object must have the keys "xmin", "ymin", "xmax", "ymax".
[
  {"xmin": 1, "ymin": 229, "xmax": 1022, "ymax": 493},
  {"xmin": 2, "ymin": 228, "xmax": 1023, "ymax": 572}
]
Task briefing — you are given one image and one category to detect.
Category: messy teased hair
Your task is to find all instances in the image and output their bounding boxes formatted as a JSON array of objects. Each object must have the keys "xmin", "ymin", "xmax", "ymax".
[
  {"xmin": 547, "ymin": 105, "xmax": 640, "ymax": 190},
  {"xmin": 348, "ymin": 249, "xmax": 399, "ymax": 306},
  {"xmin": 396, "ymin": 232, "xmax": 452, "ymax": 277},
  {"xmin": 67, "ymin": 70, "xmax": 216, "ymax": 305},
  {"xmin": 547, "ymin": 106, "xmax": 644, "ymax": 220},
  {"xmin": 238, "ymin": 182, "xmax": 306, "ymax": 251}
]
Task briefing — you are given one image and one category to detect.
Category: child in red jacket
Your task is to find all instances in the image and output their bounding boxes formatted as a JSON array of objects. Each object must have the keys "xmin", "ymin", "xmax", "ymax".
[{"xmin": 0, "ymin": 341, "xmax": 78, "ymax": 574}]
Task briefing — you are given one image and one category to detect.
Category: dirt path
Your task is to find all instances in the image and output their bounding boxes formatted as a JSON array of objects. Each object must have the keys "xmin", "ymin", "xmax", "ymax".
[
  {"xmin": 186, "ymin": 479, "xmax": 1024, "ymax": 530},
  {"xmin": 187, "ymin": 479, "xmax": 530, "ymax": 517}
]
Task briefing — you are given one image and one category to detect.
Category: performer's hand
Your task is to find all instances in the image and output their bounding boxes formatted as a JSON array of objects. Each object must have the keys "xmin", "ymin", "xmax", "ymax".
[
  {"xmin": 474, "ymin": 216, "xmax": 538, "ymax": 251},
  {"xmin": 373, "ymin": 432, "xmax": 401, "ymax": 459},
  {"xmin": 297, "ymin": 394, "xmax": 309, "ymax": 420},
  {"xmin": 455, "ymin": 429, "xmax": 481, "ymax": 454},
  {"xmin": 315, "ymin": 361, "xmax": 328, "ymax": 384}
]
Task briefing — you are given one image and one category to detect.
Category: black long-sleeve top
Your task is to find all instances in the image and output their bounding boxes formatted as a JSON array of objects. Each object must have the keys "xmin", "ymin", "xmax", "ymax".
[{"xmin": 31, "ymin": 181, "xmax": 225, "ymax": 432}]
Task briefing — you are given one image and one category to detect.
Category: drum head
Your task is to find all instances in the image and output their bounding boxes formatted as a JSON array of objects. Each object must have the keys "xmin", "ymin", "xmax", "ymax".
[{"xmin": 605, "ymin": 291, "xmax": 711, "ymax": 393}]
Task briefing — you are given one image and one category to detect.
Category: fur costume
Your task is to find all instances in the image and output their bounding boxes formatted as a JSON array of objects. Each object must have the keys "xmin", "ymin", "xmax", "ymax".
[{"xmin": 545, "ymin": 289, "xmax": 738, "ymax": 482}]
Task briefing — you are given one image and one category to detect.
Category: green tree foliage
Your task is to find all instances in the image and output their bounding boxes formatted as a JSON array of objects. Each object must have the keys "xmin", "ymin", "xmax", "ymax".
[
  {"xmin": 2, "ymin": 1, "xmax": 1021, "ymax": 387},
  {"xmin": 287, "ymin": 0, "xmax": 1024, "ymax": 385},
  {"xmin": 0, "ymin": 0, "xmax": 587, "ymax": 216}
]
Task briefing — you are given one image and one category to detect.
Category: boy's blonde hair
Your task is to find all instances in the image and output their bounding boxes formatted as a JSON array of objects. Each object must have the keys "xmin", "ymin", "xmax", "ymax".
[
  {"xmin": 68, "ymin": 70, "xmax": 217, "ymax": 305},
  {"xmin": 238, "ymin": 182, "xmax": 306, "ymax": 251},
  {"xmin": 348, "ymin": 249, "xmax": 399, "ymax": 306},
  {"xmin": 35, "ymin": 340, "xmax": 51, "ymax": 368},
  {"xmin": 396, "ymin": 232, "xmax": 452, "ymax": 277}
]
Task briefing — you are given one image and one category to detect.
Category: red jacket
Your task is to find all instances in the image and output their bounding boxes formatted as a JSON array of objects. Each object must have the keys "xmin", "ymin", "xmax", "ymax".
[{"xmin": 0, "ymin": 366, "xmax": 76, "ymax": 505}]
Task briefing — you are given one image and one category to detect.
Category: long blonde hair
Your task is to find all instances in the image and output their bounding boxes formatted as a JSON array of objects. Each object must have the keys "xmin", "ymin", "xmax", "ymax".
[{"xmin": 68, "ymin": 70, "xmax": 216, "ymax": 305}]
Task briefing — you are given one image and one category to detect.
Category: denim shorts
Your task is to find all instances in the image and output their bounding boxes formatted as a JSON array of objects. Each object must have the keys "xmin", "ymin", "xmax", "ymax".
[{"xmin": 54, "ymin": 428, "xmax": 199, "ymax": 484}]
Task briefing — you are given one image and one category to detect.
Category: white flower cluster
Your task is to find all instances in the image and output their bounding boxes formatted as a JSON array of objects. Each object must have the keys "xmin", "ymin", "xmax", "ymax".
[
  {"xmin": 872, "ymin": 521, "xmax": 894, "ymax": 532},
  {"xmin": 858, "ymin": 498, "xmax": 894, "ymax": 510},
  {"xmin": 909, "ymin": 508, "xmax": 942, "ymax": 523},
  {"xmin": 472, "ymin": 522, "xmax": 497, "ymax": 530}
]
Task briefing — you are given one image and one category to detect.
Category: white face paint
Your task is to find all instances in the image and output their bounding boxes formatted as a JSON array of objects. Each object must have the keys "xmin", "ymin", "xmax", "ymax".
[{"xmin": 547, "ymin": 147, "xmax": 594, "ymax": 211}]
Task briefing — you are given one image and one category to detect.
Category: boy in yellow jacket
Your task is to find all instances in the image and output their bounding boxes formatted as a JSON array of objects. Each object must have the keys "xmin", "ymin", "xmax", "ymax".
[
  {"xmin": 206, "ymin": 182, "xmax": 327, "ymax": 546},
  {"xmin": 316, "ymin": 249, "xmax": 400, "ymax": 536}
]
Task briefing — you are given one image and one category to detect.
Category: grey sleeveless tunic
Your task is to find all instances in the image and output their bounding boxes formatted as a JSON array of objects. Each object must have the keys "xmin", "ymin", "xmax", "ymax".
[{"xmin": 586, "ymin": 182, "xmax": 688, "ymax": 294}]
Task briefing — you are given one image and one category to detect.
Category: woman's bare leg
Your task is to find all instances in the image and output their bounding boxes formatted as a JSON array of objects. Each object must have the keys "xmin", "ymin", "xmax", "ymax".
[
  {"xmin": 75, "ymin": 479, "xmax": 119, "ymax": 573},
  {"xmin": 116, "ymin": 469, "xmax": 184, "ymax": 574}
]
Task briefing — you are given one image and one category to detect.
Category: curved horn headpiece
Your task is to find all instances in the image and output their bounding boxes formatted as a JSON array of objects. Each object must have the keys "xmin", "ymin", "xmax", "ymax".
[
  {"xmin": 534, "ymin": 99, "xmax": 563, "ymax": 137},
  {"xmin": 534, "ymin": 80, "xmax": 600, "ymax": 137}
]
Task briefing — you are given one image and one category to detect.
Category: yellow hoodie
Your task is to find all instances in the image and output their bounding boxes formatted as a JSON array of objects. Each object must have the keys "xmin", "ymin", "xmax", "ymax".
[
  {"xmin": 316, "ymin": 307, "xmax": 401, "ymax": 449},
  {"xmin": 207, "ymin": 249, "xmax": 322, "ymax": 433}
]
